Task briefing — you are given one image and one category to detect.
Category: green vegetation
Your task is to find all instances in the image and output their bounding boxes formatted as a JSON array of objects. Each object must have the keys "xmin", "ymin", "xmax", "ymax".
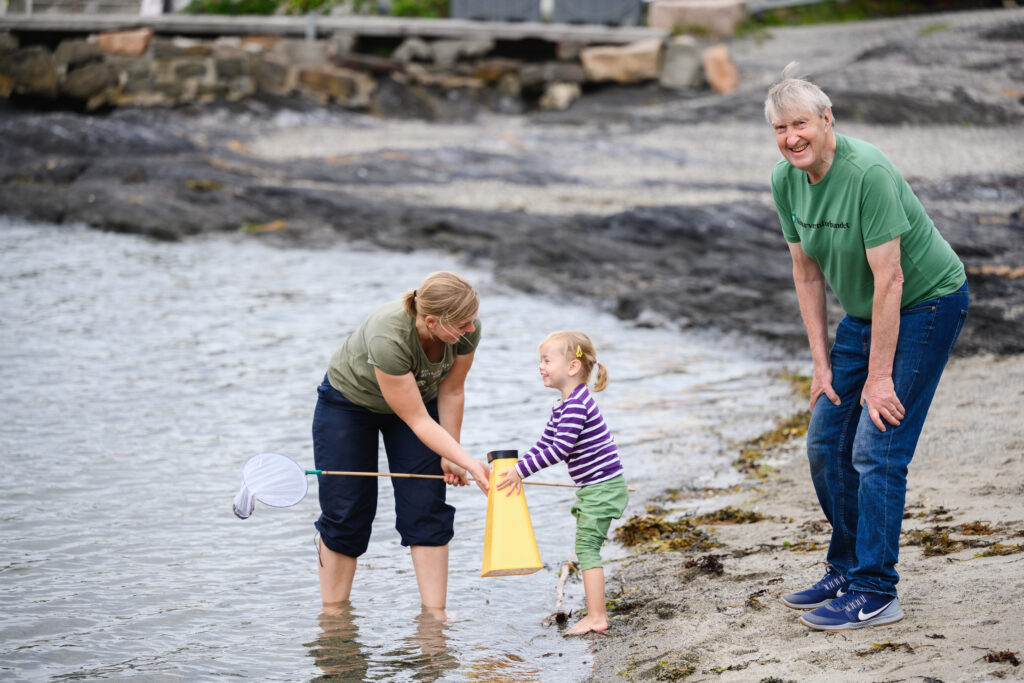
[
  {"xmin": 184, "ymin": 0, "xmax": 278, "ymax": 15},
  {"xmin": 737, "ymin": 0, "xmax": 1003, "ymax": 35},
  {"xmin": 281, "ymin": 0, "xmax": 340, "ymax": 14},
  {"xmin": 391, "ymin": 0, "xmax": 447, "ymax": 17}
]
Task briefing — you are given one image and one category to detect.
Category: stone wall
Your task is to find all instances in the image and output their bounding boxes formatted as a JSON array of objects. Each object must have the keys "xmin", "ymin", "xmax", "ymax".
[{"xmin": 0, "ymin": 27, "xmax": 738, "ymax": 115}]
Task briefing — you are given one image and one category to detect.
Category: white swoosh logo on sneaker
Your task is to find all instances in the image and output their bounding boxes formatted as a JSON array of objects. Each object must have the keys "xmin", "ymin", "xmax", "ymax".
[
  {"xmin": 858, "ymin": 602, "xmax": 891, "ymax": 621},
  {"xmin": 835, "ymin": 588, "xmax": 846, "ymax": 597}
]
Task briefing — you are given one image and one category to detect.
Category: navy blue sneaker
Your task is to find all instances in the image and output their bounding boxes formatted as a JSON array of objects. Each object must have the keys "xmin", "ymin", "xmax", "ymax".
[
  {"xmin": 781, "ymin": 567, "xmax": 850, "ymax": 610},
  {"xmin": 799, "ymin": 590, "xmax": 904, "ymax": 631}
]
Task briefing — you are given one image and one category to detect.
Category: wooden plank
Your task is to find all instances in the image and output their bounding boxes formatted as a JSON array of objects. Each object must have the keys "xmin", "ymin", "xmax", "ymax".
[{"xmin": 0, "ymin": 12, "xmax": 667, "ymax": 43}]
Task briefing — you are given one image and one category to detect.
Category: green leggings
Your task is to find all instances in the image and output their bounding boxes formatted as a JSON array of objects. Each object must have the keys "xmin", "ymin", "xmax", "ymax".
[{"xmin": 571, "ymin": 475, "xmax": 629, "ymax": 571}]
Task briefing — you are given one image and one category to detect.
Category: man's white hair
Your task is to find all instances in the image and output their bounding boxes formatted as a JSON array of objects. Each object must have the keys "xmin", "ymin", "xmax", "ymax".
[{"xmin": 764, "ymin": 61, "xmax": 834, "ymax": 125}]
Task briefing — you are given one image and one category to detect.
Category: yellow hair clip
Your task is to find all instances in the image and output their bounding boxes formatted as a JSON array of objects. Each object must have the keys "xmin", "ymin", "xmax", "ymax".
[{"xmin": 575, "ymin": 345, "xmax": 583, "ymax": 358}]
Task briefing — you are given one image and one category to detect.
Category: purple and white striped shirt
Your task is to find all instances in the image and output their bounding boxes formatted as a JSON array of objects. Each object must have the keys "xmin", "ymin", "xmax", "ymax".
[{"xmin": 515, "ymin": 383, "xmax": 623, "ymax": 486}]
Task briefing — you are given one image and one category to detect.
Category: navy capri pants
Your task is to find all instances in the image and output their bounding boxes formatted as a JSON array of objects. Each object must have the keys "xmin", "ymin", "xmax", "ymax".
[{"xmin": 312, "ymin": 375, "xmax": 455, "ymax": 558}]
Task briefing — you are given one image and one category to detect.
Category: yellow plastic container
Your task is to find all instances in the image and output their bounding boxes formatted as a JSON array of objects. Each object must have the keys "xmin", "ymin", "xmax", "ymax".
[{"xmin": 480, "ymin": 450, "xmax": 543, "ymax": 577}]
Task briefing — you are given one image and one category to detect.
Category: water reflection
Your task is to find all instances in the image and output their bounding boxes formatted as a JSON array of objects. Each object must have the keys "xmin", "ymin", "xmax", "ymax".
[
  {"xmin": 309, "ymin": 603, "xmax": 368, "ymax": 682},
  {"xmin": 393, "ymin": 608, "xmax": 458, "ymax": 681},
  {"xmin": 464, "ymin": 652, "xmax": 541, "ymax": 682},
  {"xmin": 309, "ymin": 604, "xmax": 459, "ymax": 681}
]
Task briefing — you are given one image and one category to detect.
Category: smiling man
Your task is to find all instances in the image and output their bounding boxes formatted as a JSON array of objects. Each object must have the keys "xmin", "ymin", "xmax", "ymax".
[{"xmin": 765, "ymin": 63, "xmax": 970, "ymax": 631}]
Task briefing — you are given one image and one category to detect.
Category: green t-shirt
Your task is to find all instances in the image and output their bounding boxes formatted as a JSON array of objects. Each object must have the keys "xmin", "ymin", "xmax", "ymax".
[
  {"xmin": 327, "ymin": 300, "xmax": 482, "ymax": 414},
  {"xmin": 771, "ymin": 133, "xmax": 965, "ymax": 319}
]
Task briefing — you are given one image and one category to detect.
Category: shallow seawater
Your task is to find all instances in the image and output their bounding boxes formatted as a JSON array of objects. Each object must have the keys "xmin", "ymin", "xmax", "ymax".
[{"xmin": 0, "ymin": 219, "xmax": 797, "ymax": 681}]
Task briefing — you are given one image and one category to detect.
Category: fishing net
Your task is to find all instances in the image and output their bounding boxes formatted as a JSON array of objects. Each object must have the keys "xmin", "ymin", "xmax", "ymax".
[{"xmin": 233, "ymin": 452, "xmax": 309, "ymax": 519}]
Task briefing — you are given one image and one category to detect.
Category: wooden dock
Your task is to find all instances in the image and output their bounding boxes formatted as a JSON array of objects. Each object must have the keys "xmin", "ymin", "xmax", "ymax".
[{"xmin": 0, "ymin": 13, "xmax": 667, "ymax": 44}]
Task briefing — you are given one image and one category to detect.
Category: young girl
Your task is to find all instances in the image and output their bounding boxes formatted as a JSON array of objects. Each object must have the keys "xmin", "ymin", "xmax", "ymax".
[{"xmin": 497, "ymin": 331, "xmax": 629, "ymax": 635}]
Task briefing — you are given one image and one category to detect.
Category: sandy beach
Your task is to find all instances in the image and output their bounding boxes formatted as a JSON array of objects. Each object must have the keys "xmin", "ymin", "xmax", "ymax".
[{"xmin": 588, "ymin": 353, "xmax": 1024, "ymax": 681}]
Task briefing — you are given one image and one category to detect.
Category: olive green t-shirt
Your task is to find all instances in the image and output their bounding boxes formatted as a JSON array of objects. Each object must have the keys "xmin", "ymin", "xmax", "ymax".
[
  {"xmin": 326, "ymin": 300, "xmax": 482, "ymax": 414},
  {"xmin": 771, "ymin": 133, "xmax": 965, "ymax": 319}
]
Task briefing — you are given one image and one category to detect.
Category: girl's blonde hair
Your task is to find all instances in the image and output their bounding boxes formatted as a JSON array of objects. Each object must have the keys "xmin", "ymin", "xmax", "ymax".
[
  {"xmin": 764, "ymin": 61, "xmax": 834, "ymax": 125},
  {"xmin": 541, "ymin": 331, "xmax": 609, "ymax": 392},
  {"xmin": 402, "ymin": 271, "xmax": 479, "ymax": 323}
]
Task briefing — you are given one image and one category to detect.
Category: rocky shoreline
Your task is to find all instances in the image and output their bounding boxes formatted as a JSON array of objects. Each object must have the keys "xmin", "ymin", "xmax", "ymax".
[{"xmin": 1, "ymin": 7, "xmax": 1022, "ymax": 357}]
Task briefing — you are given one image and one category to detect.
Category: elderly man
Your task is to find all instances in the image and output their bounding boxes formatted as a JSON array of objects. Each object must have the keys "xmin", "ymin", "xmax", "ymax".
[{"xmin": 766, "ymin": 63, "xmax": 970, "ymax": 631}]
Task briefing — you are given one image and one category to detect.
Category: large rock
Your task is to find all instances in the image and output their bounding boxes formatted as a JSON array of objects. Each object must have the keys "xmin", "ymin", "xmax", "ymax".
[
  {"xmin": 273, "ymin": 39, "xmax": 328, "ymax": 67},
  {"xmin": 255, "ymin": 57, "xmax": 294, "ymax": 95},
  {"xmin": 392, "ymin": 37, "xmax": 432, "ymax": 63},
  {"xmin": 97, "ymin": 29, "xmax": 154, "ymax": 57},
  {"xmin": 647, "ymin": 0, "xmax": 747, "ymax": 38},
  {"xmin": 214, "ymin": 52, "xmax": 250, "ymax": 80},
  {"xmin": 659, "ymin": 34, "xmax": 702, "ymax": 90},
  {"xmin": 0, "ymin": 33, "xmax": 18, "ymax": 56},
  {"xmin": 0, "ymin": 46, "xmax": 58, "ymax": 99},
  {"xmin": 701, "ymin": 43, "xmax": 738, "ymax": 93},
  {"xmin": 151, "ymin": 37, "xmax": 214, "ymax": 59},
  {"xmin": 107, "ymin": 55, "xmax": 154, "ymax": 96},
  {"xmin": 53, "ymin": 40, "xmax": 103, "ymax": 76},
  {"xmin": 539, "ymin": 82, "xmax": 581, "ymax": 110},
  {"xmin": 298, "ymin": 64, "xmax": 375, "ymax": 107},
  {"xmin": 473, "ymin": 57, "xmax": 520, "ymax": 83},
  {"xmin": 60, "ymin": 61, "xmax": 117, "ymax": 101},
  {"xmin": 330, "ymin": 32, "xmax": 356, "ymax": 57},
  {"xmin": 240, "ymin": 35, "xmax": 280, "ymax": 52},
  {"xmin": 580, "ymin": 37, "xmax": 663, "ymax": 84}
]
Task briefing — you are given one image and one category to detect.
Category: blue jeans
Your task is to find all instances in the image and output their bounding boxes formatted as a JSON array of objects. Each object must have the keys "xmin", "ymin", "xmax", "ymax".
[{"xmin": 807, "ymin": 283, "xmax": 968, "ymax": 597}]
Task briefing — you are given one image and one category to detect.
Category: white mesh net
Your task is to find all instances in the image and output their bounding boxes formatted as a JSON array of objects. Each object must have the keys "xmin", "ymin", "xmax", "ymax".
[{"xmin": 233, "ymin": 452, "xmax": 309, "ymax": 519}]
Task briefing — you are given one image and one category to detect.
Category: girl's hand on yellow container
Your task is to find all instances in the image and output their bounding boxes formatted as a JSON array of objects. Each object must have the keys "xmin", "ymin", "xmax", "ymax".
[{"xmin": 496, "ymin": 467, "xmax": 522, "ymax": 496}]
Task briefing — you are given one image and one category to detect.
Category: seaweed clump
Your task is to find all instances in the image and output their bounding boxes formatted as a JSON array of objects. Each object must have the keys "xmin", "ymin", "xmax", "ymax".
[
  {"xmin": 979, "ymin": 650, "xmax": 1020, "ymax": 666},
  {"xmin": 776, "ymin": 369, "xmax": 812, "ymax": 401},
  {"xmin": 614, "ymin": 513, "xmax": 718, "ymax": 552},
  {"xmin": 974, "ymin": 543, "xmax": 1024, "ymax": 558},
  {"xmin": 901, "ymin": 528, "xmax": 974, "ymax": 556},
  {"xmin": 903, "ymin": 504, "xmax": 954, "ymax": 522},
  {"xmin": 745, "ymin": 589, "xmax": 769, "ymax": 610},
  {"xmin": 733, "ymin": 411, "xmax": 811, "ymax": 476},
  {"xmin": 855, "ymin": 642, "xmax": 915, "ymax": 656},
  {"xmin": 901, "ymin": 523, "xmax": 1019, "ymax": 557},
  {"xmin": 684, "ymin": 554, "xmax": 724, "ymax": 575},
  {"xmin": 651, "ymin": 659, "xmax": 696, "ymax": 681},
  {"xmin": 694, "ymin": 506, "xmax": 768, "ymax": 525},
  {"xmin": 958, "ymin": 521, "xmax": 1004, "ymax": 535}
]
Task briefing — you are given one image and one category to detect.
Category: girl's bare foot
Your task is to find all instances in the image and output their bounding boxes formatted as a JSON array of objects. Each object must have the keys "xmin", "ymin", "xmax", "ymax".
[{"xmin": 565, "ymin": 615, "xmax": 609, "ymax": 635}]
